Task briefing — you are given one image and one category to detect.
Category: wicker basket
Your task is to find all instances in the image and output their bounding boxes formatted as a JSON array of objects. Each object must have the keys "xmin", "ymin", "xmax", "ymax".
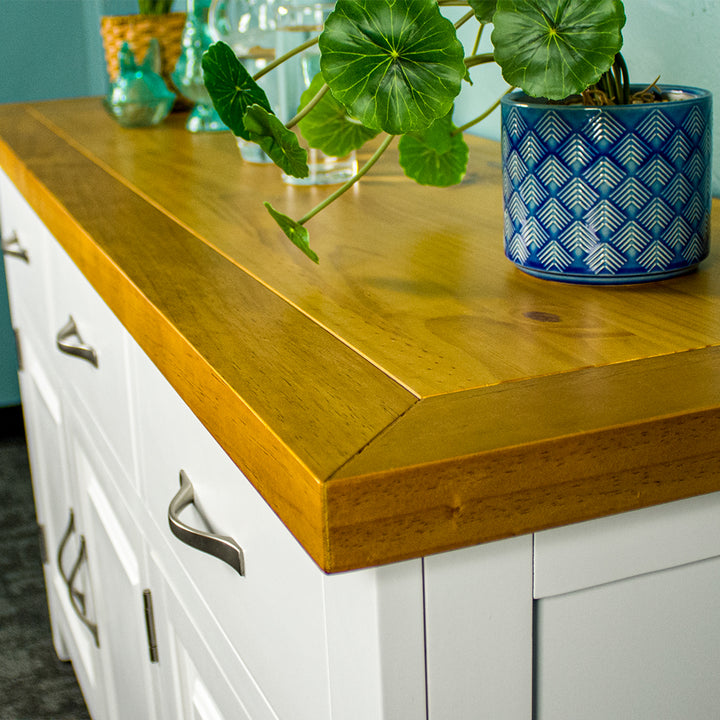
[{"xmin": 100, "ymin": 12, "xmax": 187, "ymax": 86}]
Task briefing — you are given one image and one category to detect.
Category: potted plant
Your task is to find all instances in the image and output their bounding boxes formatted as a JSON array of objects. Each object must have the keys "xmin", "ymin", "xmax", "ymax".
[
  {"xmin": 494, "ymin": 3, "xmax": 712, "ymax": 283},
  {"xmin": 101, "ymin": 0, "xmax": 187, "ymax": 93},
  {"xmin": 201, "ymin": 0, "xmax": 712, "ymax": 283}
]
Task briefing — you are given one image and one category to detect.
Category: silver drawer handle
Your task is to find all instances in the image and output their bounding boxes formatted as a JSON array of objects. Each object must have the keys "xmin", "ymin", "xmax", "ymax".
[
  {"xmin": 1, "ymin": 232, "xmax": 29, "ymax": 262},
  {"xmin": 168, "ymin": 470, "xmax": 245, "ymax": 576},
  {"xmin": 55, "ymin": 316, "xmax": 99, "ymax": 368},
  {"xmin": 56, "ymin": 509, "xmax": 86, "ymax": 614},
  {"xmin": 67, "ymin": 535, "xmax": 100, "ymax": 647}
]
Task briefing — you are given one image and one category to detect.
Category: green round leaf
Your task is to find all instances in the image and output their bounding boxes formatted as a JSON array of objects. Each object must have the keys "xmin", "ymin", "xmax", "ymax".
[
  {"xmin": 468, "ymin": 0, "xmax": 497, "ymax": 24},
  {"xmin": 491, "ymin": 0, "xmax": 626, "ymax": 100},
  {"xmin": 202, "ymin": 41, "xmax": 272, "ymax": 140},
  {"xmin": 243, "ymin": 105, "xmax": 309, "ymax": 178},
  {"xmin": 264, "ymin": 202, "xmax": 319, "ymax": 263},
  {"xmin": 398, "ymin": 113, "xmax": 469, "ymax": 187},
  {"xmin": 319, "ymin": 0, "xmax": 466, "ymax": 135},
  {"xmin": 297, "ymin": 73, "xmax": 379, "ymax": 157}
]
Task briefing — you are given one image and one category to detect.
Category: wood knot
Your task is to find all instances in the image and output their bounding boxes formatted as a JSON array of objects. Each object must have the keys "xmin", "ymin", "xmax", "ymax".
[{"xmin": 524, "ymin": 311, "xmax": 561, "ymax": 323}]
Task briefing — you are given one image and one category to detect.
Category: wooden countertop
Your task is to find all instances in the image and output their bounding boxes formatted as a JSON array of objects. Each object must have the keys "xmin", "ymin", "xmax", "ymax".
[{"xmin": 2, "ymin": 98, "xmax": 719, "ymax": 572}]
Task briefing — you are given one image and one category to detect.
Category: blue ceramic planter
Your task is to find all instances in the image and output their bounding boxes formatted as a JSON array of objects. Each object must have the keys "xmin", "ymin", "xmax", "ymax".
[{"xmin": 501, "ymin": 87, "xmax": 713, "ymax": 284}]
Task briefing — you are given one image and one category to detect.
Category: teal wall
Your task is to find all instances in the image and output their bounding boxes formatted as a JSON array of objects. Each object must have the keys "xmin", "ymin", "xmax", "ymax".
[
  {"xmin": 0, "ymin": 0, "xmax": 138, "ymax": 406},
  {"xmin": 0, "ymin": 0, "xmax": 140, "ymax": 103},
  {"xmin": 0, "ymin": 0, "xmax": 716, "ymax": 165},
  {"xmin": 450, "ymin": 0, "xmax": 720, "ymax": 197}
]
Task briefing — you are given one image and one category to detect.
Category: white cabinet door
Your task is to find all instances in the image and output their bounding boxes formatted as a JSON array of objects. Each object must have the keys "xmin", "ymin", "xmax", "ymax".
[
  {"xmin": 132, "ymin": 343, "xmax": 429, "ymax": 720},
  {"xmin": 3, "ymin": 207, "xmax": 107, "ymax": 716},
  {"xmin": 535, "ymin": 556, "xmax": 720, "ymax": 720},
  {"xmin": 146, "ymin": 551, "xmax": 259, "ymax": 720},
  {"xmin": 2, "ymin": 168, "xmax": 154, "ymax": 720},
  {"xmin": 16, "ymin": 331, "xmax": 75, "ymax": 662},
  {"xmin": 67, "ymin": 401, "xmax": 157, "ymax": 720},
  {"xmin": 131, "ymin": 346, "xmax": 332, "ymax": 720},
  {"xmin": 18, "ymin": 336, "xmax": 107, "ymax": 720},
  {"xmin": 534, "ymin": 495, "xmax": 720, "ymax": 720}
]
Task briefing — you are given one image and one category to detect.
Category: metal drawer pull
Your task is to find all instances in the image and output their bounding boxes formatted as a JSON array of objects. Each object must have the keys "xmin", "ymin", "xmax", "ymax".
[
  {"xmin": 67, "ymin": 535, "xmax": 100, "ymax": 647},
  {"xmin": 168, "ymin": 470, "xmax": 245, "ymax": 576},
  {"xmin": 56, "ymin": 509, "xmax": 76, "ymax": 583},
  {"xmin": 1, "ymin": 232, "xmax": 29, "ymax": 262},
  {"xmin": 55, "ymin": 316, "xmax": 98, "ymax": 368},
  {"xmin": 56, "ymin": 509, "xmax": 86, "ymax": 613}
]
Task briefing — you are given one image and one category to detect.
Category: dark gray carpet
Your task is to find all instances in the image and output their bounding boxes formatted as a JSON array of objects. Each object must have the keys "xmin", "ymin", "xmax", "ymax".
[{"xmin": 0, "ymin": 406, "xmax": 91, "ymax": 720}]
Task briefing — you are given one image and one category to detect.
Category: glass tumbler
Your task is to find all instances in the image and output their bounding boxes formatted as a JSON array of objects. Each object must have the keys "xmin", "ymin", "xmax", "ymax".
[
  {"xmin": 208, "ymin": 0, "xmax": 279, "ymax": 162},
  {"xmin": 275, "ymin": 1, "xmax": 357, "ymax": 184}
]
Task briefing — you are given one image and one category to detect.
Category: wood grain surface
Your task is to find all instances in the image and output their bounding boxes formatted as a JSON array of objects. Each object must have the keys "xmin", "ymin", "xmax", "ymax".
[{"xmin": 1, "ymin": 98, "xmax": 719, "ymax": 571}]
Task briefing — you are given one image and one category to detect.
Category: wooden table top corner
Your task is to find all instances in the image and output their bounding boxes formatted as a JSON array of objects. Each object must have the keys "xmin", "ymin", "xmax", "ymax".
[{"xmin": 1, "ymin": 97, "xmax": 719, "ymax": 572}]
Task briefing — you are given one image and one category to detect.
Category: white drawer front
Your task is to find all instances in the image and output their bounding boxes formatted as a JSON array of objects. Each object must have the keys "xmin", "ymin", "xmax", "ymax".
[
  {"xmin": 47, "ymin": 238, "xmax": 136, "ymax": 481},
  {"xmin": 0, "ymin": 170, "xmax": 53, "ymax": 348},
  {"xmin": 132, "ymin": 346, "xmax": 332, "ymax": 720}
]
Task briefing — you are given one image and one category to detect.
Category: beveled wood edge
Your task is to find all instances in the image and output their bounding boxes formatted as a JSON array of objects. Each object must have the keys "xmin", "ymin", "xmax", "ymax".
[
  {"xmin": 323, "ymin": 407, "xmax": 720, "ymax": 572},
  {"xmin": 0, "ymin": 112, "xmax": 336, "ymax": 566},
  {"xmin": 333, "ymin": 345, "xmax": 720, "ymax": 478},
  {"xmin": 324, "ymin": 344, "xmax": 720, "ymax": 570}
]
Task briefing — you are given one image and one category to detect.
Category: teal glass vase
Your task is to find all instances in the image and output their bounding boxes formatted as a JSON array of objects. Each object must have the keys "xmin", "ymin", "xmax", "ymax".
[
  {"xmin": 172, "ymin": 0, "xmax": 228, "ymax": 132},
  {"xmin": 104, "ymin": 39, "xmax": 176, "ymax": 127}
]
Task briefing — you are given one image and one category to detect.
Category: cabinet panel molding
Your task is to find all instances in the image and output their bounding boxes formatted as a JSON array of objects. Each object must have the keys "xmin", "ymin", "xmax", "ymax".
[
  {"xmin": 424, "ymin": 536, "xmax": 533, "ymax": 720},
  {"xmin": 147, "ymin": 550, "xmax": 275, "ymax": 720},
  {"xmin": 535, "ymin": 491, "xmax": 720, "ymax": 598}
]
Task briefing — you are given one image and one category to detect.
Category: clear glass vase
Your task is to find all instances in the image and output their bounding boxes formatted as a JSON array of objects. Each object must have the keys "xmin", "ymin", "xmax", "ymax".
[{"xmin": 275, "ymin": 1, "xmax": 357, "ymax": 185}]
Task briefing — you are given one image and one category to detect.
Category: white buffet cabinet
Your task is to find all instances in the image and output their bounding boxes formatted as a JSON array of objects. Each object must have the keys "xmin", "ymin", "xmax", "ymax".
[{"xmin": 2, "ymin": 168, "xmax": 720, "ymax": 720}]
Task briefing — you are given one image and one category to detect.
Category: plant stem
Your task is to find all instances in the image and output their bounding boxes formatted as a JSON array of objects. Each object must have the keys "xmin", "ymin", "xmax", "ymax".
[
  {"xmin": 454, "ymin": 9, "xmax": 476, "ymax": 29},
  {"xmin": 598, "ymin": 70, "xmax": 612, "ymax": 101},
  {"xmin": 615, "ymin": 53, "xmax": 630, "ymax": 104},
  {"xmin": 464, "ymin": 52, "xmax": 495, "ymax": 69},
  {"xmin": 613, "ymin": 65, "xmax": 623, "ymax": 104},
  {"xmin": 286, "ymin": 83, "xmax": 331, "ymax": 129},
  {"xmin": 253, "ymin": 36, "xmax": 319, "ymax": 82},
  {"xmin": 299, "ymin": 135, "xmax": 395, "ymax": 226},
  {"xmin": 471, "ymin": 23, "xmax": 485, "ymax": 57},
  {"xmin": 451, "ymin": 87, "xmax": 515, "ymax": 136}
]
